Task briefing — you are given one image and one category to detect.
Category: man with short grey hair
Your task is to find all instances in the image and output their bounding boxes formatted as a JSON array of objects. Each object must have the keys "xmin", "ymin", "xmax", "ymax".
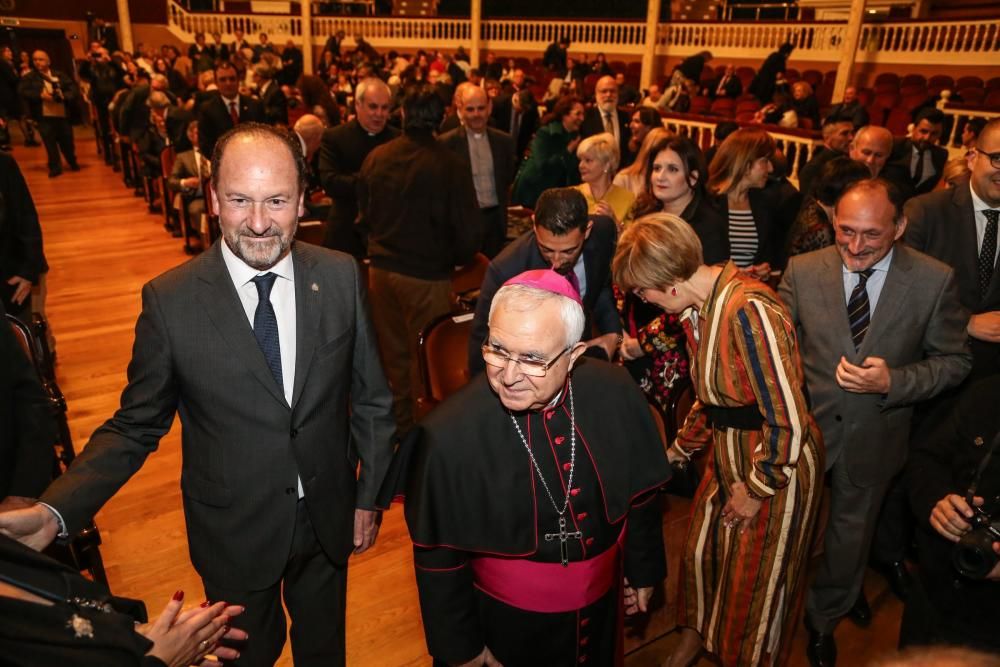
[
  {"xmin": 402, "ymin": 268, "xmax": 669, "ymax": 667},
  {"xmin": 318, "ymin": 77, "xmax": 399, "ymax": 257},
  {"xmin": 18, "ymin": 49, "xmax": 79, "ymax": 177},
  {"xmin": 440, "ymin": 82, "xmax": 516, "ymax": 257},
  {"xmin": 580, "ymin": 75, "xmax": 629, "ymax": 162},
  {"xmin": 253, "ymin": 62, "xmax": 288, "ymax": 126}
]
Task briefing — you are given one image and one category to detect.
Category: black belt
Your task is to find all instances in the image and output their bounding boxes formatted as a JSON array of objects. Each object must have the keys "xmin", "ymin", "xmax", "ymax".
[
  {"xmin": 704, "ymin": 404, "xmax": 763, "ymax": 431},
  {"xmin": 479, "ymin": 205, "xmax": 500, "ymax": 213}
]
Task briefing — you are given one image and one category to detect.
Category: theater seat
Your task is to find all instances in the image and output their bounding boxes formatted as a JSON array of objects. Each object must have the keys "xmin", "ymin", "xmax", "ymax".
[
  {"xmin": 958, "ymin": 87, "xmax": 986, "ymax": 105},
  {"xmin": 295, "ymin": 220, "xmax": 326, "ymax": 245},
  {"xmin": 6, "ymin": 313, "xmax": 108, "ymax": 586},
  {"xmin": 956, "ymin": 76, "xmax": 984, "ymax": 90},
  {"xmin": 928, "ymin": 74, "xmax": 954, "ymax": 90},
  {"xmin": 415, "ymin": 311, "xmax": 474, "ymax": 418},
  {"xmin": 452, "ymin": 253, "xmax": 489, "ymax": 309},
  {"xmin": 901, "ymin": 74, "xmax": 926, "ymax": 88}
]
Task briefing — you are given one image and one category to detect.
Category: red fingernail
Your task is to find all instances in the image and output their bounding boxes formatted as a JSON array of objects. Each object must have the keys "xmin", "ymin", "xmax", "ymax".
[
  {"xmin": 200, "ymin": 600, "xmax": 211, "ymax": 608},
  {"xmin": 172, "ymin": 590, "xmax": 184, "ymax": 601}
]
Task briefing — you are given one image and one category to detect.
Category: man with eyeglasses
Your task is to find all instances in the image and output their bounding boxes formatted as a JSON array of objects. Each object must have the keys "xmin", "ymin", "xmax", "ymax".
[
  {"xmin": 906, "ymin": 117, "xmax": 1000, "ymax": 382},
  {"xmin": 468, "ymin": 187, "xmax": 622, "ymax": 375},
  {"xmin": 402, "ymin": 269, "xmax": 669, "ymax": 667}
]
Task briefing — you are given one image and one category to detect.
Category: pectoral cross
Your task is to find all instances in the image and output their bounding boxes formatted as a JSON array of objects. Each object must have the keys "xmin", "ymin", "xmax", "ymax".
[{"xmin": 544, "ymin": 515, "xmax": 583, "ymax": 567}]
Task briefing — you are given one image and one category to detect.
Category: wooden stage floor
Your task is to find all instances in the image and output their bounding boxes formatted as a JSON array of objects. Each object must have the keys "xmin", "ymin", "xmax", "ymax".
[{"xmin": 11, "ymin": 129, "xmax": 904, "ymax": 666}]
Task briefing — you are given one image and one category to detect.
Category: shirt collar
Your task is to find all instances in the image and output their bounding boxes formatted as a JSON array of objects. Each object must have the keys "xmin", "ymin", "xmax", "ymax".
[
  {"xmin": 969, "ymin": 179, "xmax": 993, "ymax": 213},
  {"xmin": 841, "ymin": 247, "xmax": 894, "ymax": 276},
  {"xmin": 222, "ymin": 94, "xmax": 239, "ymax": 107},
  {"xmin": 220, "ymin": 239, "xmax": 295, "ymax": 287}
]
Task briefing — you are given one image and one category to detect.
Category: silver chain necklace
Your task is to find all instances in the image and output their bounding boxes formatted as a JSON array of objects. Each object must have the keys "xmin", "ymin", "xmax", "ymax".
[{"xmin": 509, "ymin": 381, "xmax": 582, "ymax": 566}]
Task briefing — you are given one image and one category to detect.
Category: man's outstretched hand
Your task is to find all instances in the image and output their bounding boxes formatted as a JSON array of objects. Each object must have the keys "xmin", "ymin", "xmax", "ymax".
[{"xmin": 0, "ymin": 504, "xmax": 59, "ymax": 551}]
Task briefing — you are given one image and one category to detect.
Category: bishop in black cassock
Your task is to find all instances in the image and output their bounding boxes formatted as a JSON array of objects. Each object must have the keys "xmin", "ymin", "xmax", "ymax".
[{"xmin": 401, "ymin": 270, "xmax": 670, "ymax": 666}]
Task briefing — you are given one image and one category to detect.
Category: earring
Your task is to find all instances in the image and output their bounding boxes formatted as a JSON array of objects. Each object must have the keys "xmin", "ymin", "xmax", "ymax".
[{"xmin": 671, "ymin": 287, "xmax": 677, "ymax": 296}]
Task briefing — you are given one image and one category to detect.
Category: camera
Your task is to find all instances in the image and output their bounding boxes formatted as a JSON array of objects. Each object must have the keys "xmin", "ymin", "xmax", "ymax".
[
  {"xmin": 51, "ymin": 82, "xmax": 64, "ymax": 102},
  {"xmin": 952, "ymin": 430, "xmax": 1000, "ymax": 580},
  {"xmin": 953, "ymin": 503, "xmax": 1000, "ymax": 579}
]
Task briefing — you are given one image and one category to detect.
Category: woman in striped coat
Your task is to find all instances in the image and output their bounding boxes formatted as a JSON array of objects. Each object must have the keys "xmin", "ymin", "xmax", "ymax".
[{"xmin": 613, "ymin": 214, "xmax": 824, "ymax": 667}]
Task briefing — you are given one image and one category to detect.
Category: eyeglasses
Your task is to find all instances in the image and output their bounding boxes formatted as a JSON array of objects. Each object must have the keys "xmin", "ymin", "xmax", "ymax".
[
  {"xmin": 481, "ymin": 343, "xmax": 570, "ymax": 377},
  {"xmin": 974, "ymin": 147, "xmax": 1000, "ymax": 170}
]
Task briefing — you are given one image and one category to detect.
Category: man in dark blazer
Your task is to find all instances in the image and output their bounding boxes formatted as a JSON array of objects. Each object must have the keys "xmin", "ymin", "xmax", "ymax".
[
  {"xmin": 252, "ymin": 63, "xmax": 288, "ymax": 126},
  {"xmin": 18, "ymin": 50, "xmax": 79, "ymax": 178},
  {"xmin": 905, "ymin": 117, "xmax": 1000, "ymax": 383},
  {"xmin": 890, "ymin": 107, "xmax": 949, "ymax": 197},
  {"xmin": 167, "ymin": 120, "xmax": 209, "ymax": 229},
  {"xmin": 0, "ymin": 124, "xmax": 397, "ymax": 667},
  {"xmin": 468, "ymin": 188, "xmax": 622, "ymax": 375},
  {"xmin": 0, "ymin": 152, "xmax": 47, "ymax": 321},
  {"xmin": 779, "ymin": 179, "xmax": 972, "ymax": 667},
  {"xmin": 439, "ymin": 83, "xmax": 516, "ymax": 258},
  {"xmin": 708, "ymin": 64, "xmax": 742, "ymax": 99},
  {"xmin": 490, "ymin": 89, "xmax": 537, "ymax": 166},
  {"xmin": 197, "ymin": 62, "xmax": 265, "ymax": 158},
  {"xmin": 318, "ymin": 77, "xmax": 398, "ymax": 258},
  {"xmin": 580, "ymin": 75, "xmax": 630, "ymax": 166},
  {"xmin": 797, "ymin": 115, "xmax": 855, "ymax": 198}
]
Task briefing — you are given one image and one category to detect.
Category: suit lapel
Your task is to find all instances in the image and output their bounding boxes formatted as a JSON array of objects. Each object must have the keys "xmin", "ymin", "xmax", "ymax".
[
  {"xmin": 818, "ymin": 248, "xmax": 856, "ymax": 359},
  {"xmin": 952, "ymin": 184, "xmax": 987, "ymax": 304},
  {"xmin": 859, "ymin": 244, "xmax": 912, "ymax": 359},
  {"xmin": 195, "ymin": 242, "xmax": 288, "ymax": 407},
  {"xmin": 291, "ymin": 243, "xmax": 320, "ymax": 409}
]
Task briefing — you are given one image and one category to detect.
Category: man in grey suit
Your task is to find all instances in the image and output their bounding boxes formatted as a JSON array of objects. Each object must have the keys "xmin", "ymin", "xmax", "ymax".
[
  {"xmin": 905, "ymin": 117, "xmax": 1000, "ymax": 383},
  {"xmin": 0, "ymin": 123, "xmax": 396, "ymax": 667},
  {"xmin": 439, "ymin": 82, "xmax": 516, "ymax": 258},
  {"xmin": 779, "ymin": 178, "xmax": 971, "ymax": 667}
]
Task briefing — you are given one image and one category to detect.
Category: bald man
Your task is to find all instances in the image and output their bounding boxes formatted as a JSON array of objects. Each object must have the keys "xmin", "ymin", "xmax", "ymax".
[
  {"xmin": 580, "ymin": 75, "xmax": 630, "ymax": 165},
  {"xmin": 293, "ymin": 113, "xmax": 328, "ymax": 220},
  {"xmin": 851, "ymin": 125, "xmax": 914, "ymax": 200},
  {"xmin": 439, "ymin": 83, "xmax": 516, "ymax": 257},
  {"xmin": 17, "ymin": 50, "xmax": 79, "ymax": 177}
]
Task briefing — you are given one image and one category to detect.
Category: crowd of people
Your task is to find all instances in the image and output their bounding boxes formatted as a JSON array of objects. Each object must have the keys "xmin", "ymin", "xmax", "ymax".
[{"xmin": 0, "ymin": 19, "xmax": 999, "ymax": 667}]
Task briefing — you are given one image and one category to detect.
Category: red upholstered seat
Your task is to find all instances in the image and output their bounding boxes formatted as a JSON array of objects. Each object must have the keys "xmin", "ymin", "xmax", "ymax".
[
  {"xmin": 928, "ymin": 75, "xmax": 954, "ymax": 90},
  {"xmin": 856, "ymin": 87, "xmax": 875, "ymax": 107},
  {"xmin": 956, "ymin": 76, "xmax": 984, "ymax": 90},
  {"xmin": 785, "ymin": 68, "xmax": 800, "ymax": 83},
  {"xmin": 885, "ymin": 107, "xmax": 912, "ymax": 136},
  {"xmin": 987, "ymin": 77, "xmax": 1000, "ymax": 92},
  {"xmin": 958, "ymin": 87, "xmax": 986, "ymax": 105},
  {"xmin": 802, "ymin": 70, "xmax": 823, "ymax": 87},
  {"xmin": 710, "ymin": 97, "xmax": 736, "ymax": 117},
  {"xmin": 985, "ymin": 89, "xmax": 1000, "ymax": 109},
  {"xmin": 901, "ymin": 74, "xmax": 927, "ymax": 88},
  {"xmin": 899, "ymin": 84, "xmax": 927, "ymax": 98},
  {"xmin": 736, "ymin": 99, "xmax": 760, "ymax": 113},
  {"xmin": 875, "ymin": 72, "xmax": 900, "ymax": 86},
  {"xmin": 690, "ymin": 95, "xmax": 712, "ymax": 114},
  {"xmin": 874, "ymin": 81, "xmax": 900, "ymax": 95}
]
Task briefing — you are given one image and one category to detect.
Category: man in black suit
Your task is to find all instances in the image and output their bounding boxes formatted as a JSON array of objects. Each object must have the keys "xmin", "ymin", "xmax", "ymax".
[
  {"xmin": 231, "ymin": 28, "xmax": 251, "ymax": 58},
  {"xmin": 798, "ymin": 115, "xmax": 855, "ymax": 198},
  {"xmin": 188, "ymin": 32, "xmax": 214, "ymax": 73},
  {"xmin": 439, "ymin": 83, "xmax": 516, "ymax": 258},
  {"xmin": 89, "ymin": 17, "xmax": 119, "ymax": 53},
  {"xmin": 0, "ymin": 123, "xmax": 397, "ymax": 667},
  {"xmin": 18, "ymin": 50, "xmax": 79, "ymax": 178},
  {"xmin": 708, "ymin": 64, "xmax": 741, "ymax": 99},
  {"xmin": 197, "ymin": 61, "xmax": 265, "ymax": 158},
  {"xmin": 543, "ymin": 37, "xmax": 569, "ymax": 74},
  {"xmin": 905, "ymin": 117, "xmax": 1000, "ymax": 383},
  {"xmin": 278, "ymin": 40, "xmax": 303, "ymax": 88},
  {"xmin": 580, "ymin": 75, "xmax": 630, "ymax": 167},
  {"xmin": 891, "ymin": 107, "xmax": 949, "ymax": 197},
  {"xmin": 252, "ymin": 63, "xmax": 288, "ymax": 126},
  {"xmin": 468, "ymin": 188, "xmax": 622, "ymax": 375},
  {"xmin": 825, "ymin": 85, "xmax": 869, "ymax": 129},
  {"xmin": 491, "ymin": 89, "xmax": 537, "ymax": 166},
  {"xmin": 208, "ymin": 31, "xmax": 230, "ymax": 64},
  {"xmin": 318, "ymin": 77, "xmax": 398, "ymax": 257},
  {"xmin": 0, "ymin": 153, "xmax": 47, "ymax": 321}
]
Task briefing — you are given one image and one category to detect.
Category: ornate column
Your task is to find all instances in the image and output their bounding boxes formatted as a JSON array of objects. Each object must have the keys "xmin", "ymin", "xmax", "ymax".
[
  {"xmin": 470, "ymin": 0, "xmax": 482, "ymax": 70},
  {"xmin": 116, "ymin": 0, "xmax": 134, "ymax": 55},
  {"xmin": 640, "ymin": 0, "xmax": 662, "ymax": 90},
  {"xmin": 831, "ymin": 0, "xmax": 866, "ymax": 104},
  {"xmin": 301, "ymin": 0, "xmax": 314, "ymax": 76}
]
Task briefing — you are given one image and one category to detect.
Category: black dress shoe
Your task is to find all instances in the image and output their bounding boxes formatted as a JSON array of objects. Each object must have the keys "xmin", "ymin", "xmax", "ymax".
[
  {"xmin": 68, "ymin": 162, "xmax": 81, "ymax": 171},
  {"xmin": 805, "ymin": 619, "xmax": 836, "ymax": 667},
  {"xmin": 846, "ymin": 591, "xmax": 872, "ymax": 628},
  {"xmin": 878, "ymin": 560, "xmax": 912, "ymax": 601},
  {"xmin": 48, "ymin": 169, "xmax": 62, "ymax": 178}
]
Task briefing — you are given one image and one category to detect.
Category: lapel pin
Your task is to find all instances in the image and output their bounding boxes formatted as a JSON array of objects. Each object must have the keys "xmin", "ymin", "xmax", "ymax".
[
  {"xmin": 974, "ymin": 436, "xmax": 984, "ymax": 447},
  {"xmin": 311, "ymin": 283, "xmax": 319, "ymax": 292}
]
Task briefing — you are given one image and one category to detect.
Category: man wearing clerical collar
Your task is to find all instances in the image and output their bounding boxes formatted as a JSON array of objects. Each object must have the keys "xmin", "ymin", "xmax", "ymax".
[{"xmin": 402, "ymin": 269, "xmax": 670, "ymax": 666}]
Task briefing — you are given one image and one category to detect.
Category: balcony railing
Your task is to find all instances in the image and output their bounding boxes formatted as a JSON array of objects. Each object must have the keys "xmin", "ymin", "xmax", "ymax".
[{"xmin": 166, "ymin": 0, "xmax": 1000, "ymax": 67}]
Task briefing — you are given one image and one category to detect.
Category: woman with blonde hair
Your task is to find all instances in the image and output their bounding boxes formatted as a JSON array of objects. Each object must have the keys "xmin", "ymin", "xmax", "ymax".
[
  {"xmin": 573, "ymin": 132, "xmax": 635, "ymax": 227},
  {"xmin": 707, "ymin": 127, "xmax": 780, "ymax": 281},
  {"xmin": 613, "ymin": 213, "xmax": 823, "ymax": 667},
  {"xmin": 615, "ymin": 126, "xmax": 670, "ymax": 198}
]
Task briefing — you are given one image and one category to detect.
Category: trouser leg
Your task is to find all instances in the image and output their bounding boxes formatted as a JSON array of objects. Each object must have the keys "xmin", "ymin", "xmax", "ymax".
[
  {"xmin": 202, "ymin": 577, "xmax": 286, "ymax": 667},
  {"xmin": 55, "ymin": 118, "xmax": 77, "ymax": 167},
  {"xmin": 37, "ymin": 118, "xmax": 62, "ymax": 173},
  {"xmin": 871, "ymin": 473, "xmax": 910, "ymax": 565},
  {"xmin": 805, "ymin": 456, "xmax": 890, "ymax": 633}
]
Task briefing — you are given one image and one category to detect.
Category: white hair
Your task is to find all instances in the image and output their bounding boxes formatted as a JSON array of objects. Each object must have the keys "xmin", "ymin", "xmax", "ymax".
[
  {"xmin": 355, "ymin": 77, "xmax": 390, "ymax": 106},
  {"xmin": 488, "ymin": 284, "xmax": 585, "ymax": 349}
]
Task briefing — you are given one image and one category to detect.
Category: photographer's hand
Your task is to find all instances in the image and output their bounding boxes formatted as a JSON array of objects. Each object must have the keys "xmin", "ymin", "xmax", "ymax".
[{"xmin": 929, "ymin": 494, "xmax": 983, "ymax": 542}]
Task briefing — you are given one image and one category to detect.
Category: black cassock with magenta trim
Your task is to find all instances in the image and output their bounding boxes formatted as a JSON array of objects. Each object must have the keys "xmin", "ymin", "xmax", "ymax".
[{"xmin": 401, "ymin": 359, "xmax": 671, "ymax": 667}]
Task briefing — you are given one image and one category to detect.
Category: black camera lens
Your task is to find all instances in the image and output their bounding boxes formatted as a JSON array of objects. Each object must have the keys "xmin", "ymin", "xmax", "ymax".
[{"xmin": 953, "ymin": 528, "xmax": 1000, "ymax": 579}]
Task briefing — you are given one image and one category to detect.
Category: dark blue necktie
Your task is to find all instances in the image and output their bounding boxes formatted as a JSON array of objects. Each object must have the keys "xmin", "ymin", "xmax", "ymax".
[
  {"xmin": 847, "ymin": 268, "xmax": 874, "ymax": 350},
  {"xmin": 251, "ymin": 272, "xmax": 283, "ymax": 389}
]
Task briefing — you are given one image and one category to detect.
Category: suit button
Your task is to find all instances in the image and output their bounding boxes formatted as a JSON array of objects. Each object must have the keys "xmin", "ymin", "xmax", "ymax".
[
  {"xmin": 834, "ymin": 415, "xmax": 842, "ymax": 422},
  {"xmin": 285, "ymin": 487, "xmax": 296, "ymax": 495},
  {"xmin": 290, "ymin": 428, "xmax": 299, "ymax": 438}
]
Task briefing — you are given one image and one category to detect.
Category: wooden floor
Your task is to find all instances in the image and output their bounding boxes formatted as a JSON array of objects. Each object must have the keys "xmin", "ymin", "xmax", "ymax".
[{"xmin": 13, "ymin": 129, "xmax": 904, "ymax": 666}]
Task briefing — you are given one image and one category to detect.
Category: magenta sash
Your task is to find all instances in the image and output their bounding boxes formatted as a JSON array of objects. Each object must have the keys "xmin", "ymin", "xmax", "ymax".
[{"xmin": 471, "ymin": 542, "xmax": 620, "ymax": 613}]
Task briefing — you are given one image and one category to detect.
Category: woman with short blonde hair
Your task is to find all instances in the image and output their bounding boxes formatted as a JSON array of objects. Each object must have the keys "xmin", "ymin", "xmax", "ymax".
[
  {"xmin": 613, "ymin": 213, "xmax": 823, "ymax": 667},
  {"xmin": 573, "ymin": 131, "xmax": 635, "ymax": 227}
]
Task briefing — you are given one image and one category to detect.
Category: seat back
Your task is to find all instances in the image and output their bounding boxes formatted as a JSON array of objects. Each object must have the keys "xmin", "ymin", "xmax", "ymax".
[
  {"xmin": 296, "ymin": 220, "xmax": 326, "ymax": 245},
  {"xmin": 452, "ymin": 253, "xmax": 489, "ymax": 304},
  {"xmin": 417, "ymin": 311, "xmax": 474, "ymax": 407}
]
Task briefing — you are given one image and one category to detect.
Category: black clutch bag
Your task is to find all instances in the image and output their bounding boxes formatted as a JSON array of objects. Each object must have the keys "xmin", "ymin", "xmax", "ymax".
[{"xmin": 663, "ymin": 458, "xmax": 701, "ymax": 498}]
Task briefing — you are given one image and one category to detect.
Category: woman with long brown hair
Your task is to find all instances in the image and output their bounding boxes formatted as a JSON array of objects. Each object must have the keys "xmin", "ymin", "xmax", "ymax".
[{"xmin": 706, "ymin": 127, "xmax": 781, "ymax": 282}]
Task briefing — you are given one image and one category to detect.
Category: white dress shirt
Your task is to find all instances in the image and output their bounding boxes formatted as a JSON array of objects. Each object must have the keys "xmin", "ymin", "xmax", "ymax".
[
  {"xmin": 842, "ymin": 247, "xmax": 894, "ymax": 315},
  {"xmin": 970, "ymin": 180, "xmax": 1000, "ymax": 267}
]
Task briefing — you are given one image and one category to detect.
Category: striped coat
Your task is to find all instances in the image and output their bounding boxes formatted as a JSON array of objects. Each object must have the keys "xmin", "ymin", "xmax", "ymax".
[{"xmin": 674, "ymin": 262, "xmax": 824, "ymax": 666}]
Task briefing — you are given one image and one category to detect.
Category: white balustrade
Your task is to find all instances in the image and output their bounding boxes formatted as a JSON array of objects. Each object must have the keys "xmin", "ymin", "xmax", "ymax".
[
  {"xmin": 165, "ymin": 0, "xmax": 1000, "ymax": 69},
  {"xmin": 936, "ymin": 91, "xmax": 999, "ymax": 159}
]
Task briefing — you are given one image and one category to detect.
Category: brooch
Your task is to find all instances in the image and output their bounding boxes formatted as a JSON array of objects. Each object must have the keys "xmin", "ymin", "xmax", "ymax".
[{"xmin": 67, "ymin": 613, "xmax": 94, "ymax": 639}]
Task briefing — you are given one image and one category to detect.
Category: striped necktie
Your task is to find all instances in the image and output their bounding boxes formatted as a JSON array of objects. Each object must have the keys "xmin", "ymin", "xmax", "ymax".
[{"xmin": 847, "ymin": 269, "xmax": 874, "ymax": 349}]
